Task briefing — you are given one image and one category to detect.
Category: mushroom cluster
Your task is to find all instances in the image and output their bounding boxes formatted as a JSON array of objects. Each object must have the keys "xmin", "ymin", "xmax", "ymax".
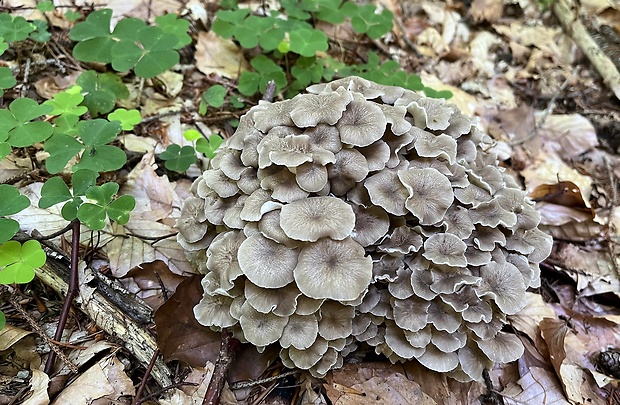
[{"xmin": 177, "ymin": 77, "xmax": 552, "ymax": 381}]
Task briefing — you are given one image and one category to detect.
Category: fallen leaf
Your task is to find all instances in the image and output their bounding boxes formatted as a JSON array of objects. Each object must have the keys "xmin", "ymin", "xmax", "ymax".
[{"xmin": 195, "ymin": 31, "xmax": 250, "ymax": 79}]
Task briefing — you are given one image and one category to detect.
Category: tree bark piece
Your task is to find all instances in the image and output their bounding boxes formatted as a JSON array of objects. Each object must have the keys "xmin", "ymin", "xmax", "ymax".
[
  {"xmin": 552, "ymin": 0, "xmax": 620, "ymax": 101},
  {"xmin": 34, "ymin": 256, "xmax": 172, "ymax": 387}
]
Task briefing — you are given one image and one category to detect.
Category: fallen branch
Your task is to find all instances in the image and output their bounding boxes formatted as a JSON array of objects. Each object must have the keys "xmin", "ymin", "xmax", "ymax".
[
  {"xmin": 552, "ymin": 0, "xmax": 620, "ymax": 101},
  {"xmin": 28, "ymin": 242, "xmax": 172, "ymax": 387}
]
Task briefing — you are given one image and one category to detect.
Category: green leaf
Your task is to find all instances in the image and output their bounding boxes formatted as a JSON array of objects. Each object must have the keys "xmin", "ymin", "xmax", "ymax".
[
  {"xmin": 30, "ymin": 20, "xmax": 51, "ymax": 42},
  {"xmin": 289, "ymin": 29, "xmax": 328, "ymax": 57},
  {"xmin": 159, "ymin": 144, "xmax": 196, "ymax": 172},
  {"xmin": 77, "ymin": 71, "xmax": 129, "ymax": 116},
  {"xmin": 77, "ymin": 182, "xmax": 134, "ymax": 230},
  {"xmin": 211, "ymin": 9, "xmax": 250, "ymax": 39},
  {"xmin": 69, "ymin": 9, "xmax": 113, "ymax": 41},
  {"xmin": 0, "ymin": 15, "xmax": 35, "ymax": 42},
  {"xmin": 65, "ymin": 11, "xmax": 81, "ymax": 22},
  {"xmin": 0, "ymin": 142, "xmax": 10, "ymax": 160},
  {"xmin": 39, "ymin": 177, "xmax": 73, "ymax": 208},
  {"xmin": 238, "ymin": 71, "xmax": 260, "ymax": 96},
  {"xmin": 76, "ymin": 119, "xmax": 121, "ymax": 146},
  {"xmin": 0, "ymin": 185, "xmax": 30, "ymax": 216},
  {"xmin": 75, "ymin": 145, "xmax": 127, "ymax": 172},
  {"xmin": 106, "ymin": 195, "xmax": 135, "ymax": 224},
  {"xmin": 134, "ymin": 49, "xmax": 179, "ymax": 79},
  {"xmin": 43, "ymin": 86, "xmax": 88, "ymax": 117},
  {"xmin": 108, "ymin": 108, "xmax": 141, "ymax": 130},
  {"xmin": 0, "ymin": 38, "xmax": 8, "ymax": 55},
  {"xmin": 72, "ymin": 169, "xmax": 99, "ymax": 196},
  {"xmin": 0, "ymin": 240, "xmax": 45, "ymax": 284},
  {"xmin": 44, "ymin": 133, "xmax": 84, "ymax": 174},
  {"xmin": 202, "ymin": 85, "xmax": 226, "ymax": 108},
  {"xmin": 0, "ymin": 219, "xmax": 19, "ymax": 243},
  {"xmin": 0, "ymin": 310, "xmax": 5, "ymax": 330},
  {"xmin": 195, "ymin": 134, "xmax": 224, "ymax": 159},
  {"xmin": 155, "ymin": 14, "xmax": 192, "ymax": 48},
  {"xmin": 112, "ymin": 18, "xmax": 147, "ymax": 41},
  {"xmin": 183, "ymin": 129, "xmax": 202, "ymax": 141},
  {"xmin": 36, "ymin": 1, "xmax": 54, "ymax": 12},
  {"xmin": 110, "ymin": 40, "xmax": 142, "ymax": 72}
]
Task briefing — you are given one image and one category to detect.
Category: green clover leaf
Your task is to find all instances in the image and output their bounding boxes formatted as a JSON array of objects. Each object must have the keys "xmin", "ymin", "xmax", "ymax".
[
  {"xmin": 159, "ymin": 144, "xmax": 196, "ymax": 172},
  {"xmin": 77, "ymin": 182, "xmax": 135, "ymax": 230},
  {"xmin": 44, "ymin": 134, "xmax": 84, "ymax": 174},
  {"xmin": 70, "ymin": 9, "xmax": 115, "ymax": 62},
  {"xmin": 43, "ymin": 86, "xmax": 88, "ymax": 117},
  {"xmin": 289, "ymin": 28, "xmax": 328, "ymax": 57},
  {"xmin": 0, "ymin": 15, "xmax": 36, "ymax": 42},
  {"xmin": 0, "ymin": 240, "xmax": 45, "ymax": 284},
  {"xmin": 155, "ymin": 14, "xmax": 191, "ymax": 48},
  {"xmin": 196, "ymin": 134, "xmax": 224, "ymax": 159},
  {"xmin": 108, "ymin": 108, "xmax": 141, "ymax": 130},
  {"xmin": 238, "ymin": 55, "xmax": 286, "ymax": 96},
  {"xmin": 0, "ymin": 310, "xmax": 5, "ymax": 330},
  {"xmin": 77, "ymin": 71, "xmax": 129, "ymax": 116},
  {"xmin": 0, "ymin": 185, "xmax": 29, "ymax": 242},
  {"xmin": 39, "ymin": 177, "xmax": 73, "ymax": 209},
  {"xmin": 0, "ymin": 98, "xmax": 53, "ymax": 148}
]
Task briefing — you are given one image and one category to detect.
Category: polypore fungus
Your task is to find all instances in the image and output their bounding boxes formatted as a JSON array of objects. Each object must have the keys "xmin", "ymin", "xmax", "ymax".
[{"xmin": 177, "ymin": 76, "xmax": 552, "ymax": 381}]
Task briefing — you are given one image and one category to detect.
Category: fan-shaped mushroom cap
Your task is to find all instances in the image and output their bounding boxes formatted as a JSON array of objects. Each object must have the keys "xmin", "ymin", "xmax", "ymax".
[
  {"xmin": 279, "ymin": 196, "xmax": 355, "ymax": 242},
  {"xmin": 294, "ymin": 237, "xmax": 372, "ymax": 301},
  {"xmin": 398, "ymin": 168, "xmax": 454, "ymax": 225},
  {"xmin": 476, "ymin": 332, "xmax": 524, "ymax": 363},
  {"xmin": 318, "ymin": 301, "xmax": 355, "ymax": 340},
  {"xmin": 414, "ymin": 132, "xmax": 458, "ymax": 165},
  {"xmin": 294, "ymin": 162, "xmax": 329, "ymax": 192},
  {"xmin": 423, "ymin": 233, "xmax": 468, "ymax": 267},
  {"xmin": 239, "ymin": 303, "xmax": 289, "ymax": 346},
  {"xmin": 280, "ymin": 314, "xmax": 319, "ymax": 349},
  {"xmin": 337, "ymin": 96, "xmax": 387, "ymax": 147},
  {"xmin": 288, "ymin": 338, "xmax": 329, "ymax": 369},
  {"xmin": 260, "ymin": 169, "xmax": 309, "ymax": 203},
  {"xmin": 238, "ymin": 234, "xmax": 298, "ymax": 288},
  {"xmin": 364, "ymin": 170, "xmax": 409, "ymax": 215},
  {"xmin": 351, "ymin": 204, "xmax": 390, "ymax": 247},
  {"xmin": 417, "ymin": 344, "xmax": 459, "ymax": 372},
  {"xmin": 476, "ymin": 261, "xmax": 527, "ymax": 314},
  {"xmin": 290, "ymin": 90, "xmax": 353, "ymax": 127},
  {"xmin": 253, "ymin": 99, "xmax": 295, "ymax": 132},
  {"xmin": 194, "ymin": 292, "xmax": 236, "ymax": 328},
  {"xmin": 244, "ymin": 281, "xmax": 300, "ymax": 317}
]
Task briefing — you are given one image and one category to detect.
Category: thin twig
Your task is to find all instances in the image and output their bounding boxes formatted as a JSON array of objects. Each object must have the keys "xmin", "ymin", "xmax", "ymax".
[
  {"xmin": 230, "ymin": 370, "xmax": 300, "ymax": 390},
  {"xmin": 44, "ymin": 219, "xmax": 81, "ymax": 375},
  {"xmin": 33, "ymin": 221, "xmax": 75, "ymax": 241},
  {"xmin": 510, "ymin": 67, "xmax": 580, "ymax": 146},
  {"xmin": 202, "ymin": 330, "xmax": 239, "ymax": 405},
  {"xmin": 131, "ymin": 348, "xmax": 160, "ymax": 405},
  {"xmin": 6, "ymin": 289, "xmax": 79, "ymax": 374}
]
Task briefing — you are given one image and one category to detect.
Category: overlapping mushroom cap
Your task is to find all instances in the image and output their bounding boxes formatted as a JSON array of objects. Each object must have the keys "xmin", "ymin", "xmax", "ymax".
[{"xmin": 177, "ymin": 76, "xmax": 552, "ymax": 380}]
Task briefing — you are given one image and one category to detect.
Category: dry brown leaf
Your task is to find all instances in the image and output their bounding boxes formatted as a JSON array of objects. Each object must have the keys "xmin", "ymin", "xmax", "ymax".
[
  {"xmin": 470, "ymin": 0, "xmax": 503, "ymax": 22},
  {"xmin": 536, "ymin": 113, "xmax": 599, "ymax": 160},
  {"xmin": 511, "ymin": 292, "xmax": 556, "ymax": 345},
  {"xmin": 21, "ymin": 370, "xmax": 50, "ymax": 405},
  {"xmin": 326, "ymin": 363, "xmax": 437, "ymax": 405},
  {"xmin": 124, "ymin": 260, "xmax": 186, "ymax": 310},
  {"xmin": 521, "ymin": 151, "xmax": 593, "ymax": 207},
  {"xmin": 52, "ymin": 355, "xmax": 134, "ymax": 404},
  {"xmin": 195, "ymin": 31, "xmax": 250, "ymax": 79},
  {"xmin": 501, "ymin": 366, "xmax": 570, "ymax": 404}
]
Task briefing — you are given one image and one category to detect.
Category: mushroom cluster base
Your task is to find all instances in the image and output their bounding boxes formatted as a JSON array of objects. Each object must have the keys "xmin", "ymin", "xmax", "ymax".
[{"xmin": 176, "ymin": 76, "xmax": 553, "ymax": 381}]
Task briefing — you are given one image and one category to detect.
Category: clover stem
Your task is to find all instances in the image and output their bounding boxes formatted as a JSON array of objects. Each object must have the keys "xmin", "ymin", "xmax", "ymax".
[{"xmin": 44, "ymin": 218, "xmax": 80, "ymax": 375}]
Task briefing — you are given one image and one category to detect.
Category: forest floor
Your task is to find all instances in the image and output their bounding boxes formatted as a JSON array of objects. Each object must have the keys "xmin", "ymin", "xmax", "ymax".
[{"xmin": 1, "ymin": 0, "xmax": 620, "ymax": 404}]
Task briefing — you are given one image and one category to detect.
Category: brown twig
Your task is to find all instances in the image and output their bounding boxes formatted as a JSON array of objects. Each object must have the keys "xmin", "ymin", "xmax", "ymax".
[
  {"xmin": 132, "ymin": 348, "xmax": 160, "ymax": 405},
  {"xmin": 202, "ymin": 330, "xmax": 240, "ymax": 405},
  {"xmin": 44, "ymin": 219, "xmax": 80, "ymax": 375},
  {"xmin": 6, "ymin": 288, "xmax": 79, "ymax": 374}
]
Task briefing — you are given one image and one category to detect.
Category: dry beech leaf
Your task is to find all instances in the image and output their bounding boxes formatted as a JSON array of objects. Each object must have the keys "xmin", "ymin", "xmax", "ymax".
[
  {"xmin": 153, "ymin": 275, "xmax": 275, "ymax": 383},
  {"xmin": 195, "ymin": 31, "xmax": 250, "ymax": 79},
  {"xmin": 52, "ymin": 355, "xmax": 134, "ymax": 404},
  {"xmin": 510, "ymin": 292, "xmax": 556, "ymax": 344},
  {"xmin": 470, "ymin": 0, "xmax": 503, "ymax": 23},
  {"xmin": 530, "ymin": 181, "xmax": 589, "ymax": 208},
  {"xmin": 536, "ymin": 114, "xmax": 598, "ymax": 160},
  {"xmin": 21, "ymin": 369, "xmax": 50, "ymax": 405},
  {"xmin": 326, "ymin": 363, "xmax": 437, "ymax": 405},
  {"xmin": 124, "ymin": 260, "xmax": 186, "ymax": 310},
  {"xmin": 501, "ymin": 366, "xmax": 571, "ymax": 405}
]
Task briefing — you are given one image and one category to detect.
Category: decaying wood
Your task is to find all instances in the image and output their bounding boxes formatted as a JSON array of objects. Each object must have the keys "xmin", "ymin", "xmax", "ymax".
[
  {"xmin": 33, "ymin": 253, "xmax": 172, "ymax": 387},
  {"xmin": 552, "ymin": 0, "xmax": 620, "ymax": 101}
]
